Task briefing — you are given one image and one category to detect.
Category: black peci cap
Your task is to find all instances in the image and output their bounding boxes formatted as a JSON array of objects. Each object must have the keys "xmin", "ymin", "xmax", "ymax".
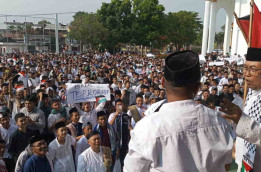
[
  {"xmin": 164, "ymin": 50, "xmax": 201, "ymax": 87},
  {"xmin": 246, "ymin": 48, "xmax": 261, "ymax": 61}
]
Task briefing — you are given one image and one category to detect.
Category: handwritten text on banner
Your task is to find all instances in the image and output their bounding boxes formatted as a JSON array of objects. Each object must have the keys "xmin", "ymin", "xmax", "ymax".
[{"xmin": 66, "ymin": 83, "xmax": 110, "ymax": 104}]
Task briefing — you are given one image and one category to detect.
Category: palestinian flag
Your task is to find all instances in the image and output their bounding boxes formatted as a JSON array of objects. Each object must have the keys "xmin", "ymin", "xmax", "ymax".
[
  {"xmin": 237, "ymin": 15, "xmax": 250, "ymax": 41},
  {"xmin": 234, "ymin": 2, "xmax": 261, "ymax": 47},
  {"xmin": 96, "ymin": 95, "xmax": 107, "ymax": 104},
  {"xmin": 251, "ymin": 2, "xmax": 261, "ymax": 48}
]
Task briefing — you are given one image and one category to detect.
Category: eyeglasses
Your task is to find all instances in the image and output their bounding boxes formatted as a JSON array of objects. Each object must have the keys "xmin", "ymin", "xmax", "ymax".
[{"xmin": 243, "ymin": 65, "xmax": 261, "ymax": 75}]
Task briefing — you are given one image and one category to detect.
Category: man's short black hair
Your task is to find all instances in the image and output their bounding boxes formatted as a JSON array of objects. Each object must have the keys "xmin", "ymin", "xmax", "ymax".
[
  {"xmin": 115, "ymin": 99, "xmax": 123, "ymax": 104},
  {"xmin": 0, "ymin": 139, "xmax": 5, "ymax": 145},
  {"xmin": 136, "ymin": 95, "xmax": 143, "ymax": 99},
  {"xmin": 25, "ymin": 95, "xmax": 37, "ymax": 103},
  {"xmin": 204, "ymin": 82, "xmax": 210, "ymax": 86},
  {"xmin": 50, "ymin": 98, "xmax": 60, "ymax": 105},
  {"xmin": 14, "ymin": 113, "xmax": 25, "ymax": 122}
]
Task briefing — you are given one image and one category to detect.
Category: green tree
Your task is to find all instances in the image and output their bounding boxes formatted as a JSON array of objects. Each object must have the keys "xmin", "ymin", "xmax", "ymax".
[
  {"xmin": 215, "ymin": 25, "xmax": 225, "ymax": 49},
  {"xmin": 132, "ymin": 0, "xmax": 166, "ymax": 47},
  {"xmin": 38, "ymin": 20, "xmax": 51, "ymax": 25},
  {"xmin": 16, "ymin": 25, "xmax": 24, "ymax": 36},
  {"xmin": 166, "ymin": 11, "xmax": 202, "ymax": 48},
  {"xmin": 69, "ymin": 12, "xmax": 108, "ymax": 50},
  {"xmin": 98, "ymin": 0, "xmax": 134, "ymax": 52},
  {"xmin": 7, "ymin": 25, "xmax": 16, "ymax": 37}
]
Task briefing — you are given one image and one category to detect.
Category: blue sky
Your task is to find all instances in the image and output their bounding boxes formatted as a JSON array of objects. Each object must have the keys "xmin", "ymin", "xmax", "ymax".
[{"xmin": 0, "ymin": 0, "xmax": 225, "ymax": 31}]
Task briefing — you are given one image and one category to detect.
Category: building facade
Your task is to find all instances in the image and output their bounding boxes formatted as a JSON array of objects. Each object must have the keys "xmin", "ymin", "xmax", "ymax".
[{"xmin": 202, "ymin": 0, "xmax": 261, "ymax": 56}]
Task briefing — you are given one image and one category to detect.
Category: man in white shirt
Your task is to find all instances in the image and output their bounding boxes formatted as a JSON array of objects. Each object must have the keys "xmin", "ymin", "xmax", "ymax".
[
  {"xmin": 121, "ymin": 81, "xmax": 136, "ymax": 107},
  {"xmin": 75, "ymin": 122, "xmax": 92, "ymax": 164},
  {"xmin": 221, "ymin": 47, "xmax": 261, "ymax": 171},
  {"xmin": 48, "ymin": 121, "xmax": 76, "ymax": 172},
  {"xmin": 76, "ymin": 101, "xmax": 105, "ymax": 129},
  {"xmin": 110, "ymin": 77, "xmax": 118, "ymax": 91},
  {"xmin": 18, "ymin": 69, "xmax": 28, "ymax": 88},
  {"xmin": 20, "ymin": 95, "xmax": 45, "ymax": 133},
  {"xmin": 127, "ymin": 95, "xmax": 146, "ymax": 129},
  {"xmin": 219, "ymin": 71, "xmax": 229, "ymax": 86},
  {"xmin": 27, "ymin": 69, "xmax": 40, "ymax": 93},
  {"xmin": 77, "ymin": 131, "xmax": 112, "ymax": 172},
  {"xmin": 124, "ymin": 50, "xmax": 234, "ymax": 172},
  {"xmin": 0, "ymin": 113, "xmax": 18, "ymax": 171},
  {"xmin": 108, "ymin": 99, "xmax": 130, "ymax": 167}
]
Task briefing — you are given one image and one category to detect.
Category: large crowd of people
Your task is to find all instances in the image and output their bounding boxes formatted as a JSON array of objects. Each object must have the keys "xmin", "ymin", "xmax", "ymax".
[{"xmin": 0, "ymin": 50, "xmax": 252, "ymax": 172}]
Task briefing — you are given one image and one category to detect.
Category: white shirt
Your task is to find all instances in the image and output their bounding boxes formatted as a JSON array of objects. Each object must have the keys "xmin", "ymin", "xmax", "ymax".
[
  {"xmin": 48, "ymin": 134, "xmax": 76, "ymax": 172},
  {"xmin": 28, "ymin": 77, "xmax": 40, "ymax": 88},
  {"xmin": 200, "ymin": 75, "xmax": 208, "ymax": 84},
  {"xmin": 75, "ymin": 136, "xmax": 89, "ymax": 165},
  {"xmin": 18, "ymin": 75, "xmax": 28, "ymax": 88},
  {"xmin": 0, "ymin": 125, "xmax": 18, "ymax": 158},
  {"xmin": 48, "ymin": 108, "xmax": 69, "ymax": 133},
  {"xmin": 219, "ymin": 77, "xmax": 228, "ymax": 86},
  {"xmin": 77, "ymin": 147, "xmax": 106, "ymax": 172},
  {"xmin": 108, "ymin": 112, "xmax": 123, "ymax": 131},
  {"xmin": 77, "ymin": 102, "xmax": 105, "ymax": 128},
  {"xmin": 110, "ymin": 83, "xmax": 118, "ymax": 91},
  {"xmin": 124, "ymin": 100, "xmax": 234, "ymax": 172}
]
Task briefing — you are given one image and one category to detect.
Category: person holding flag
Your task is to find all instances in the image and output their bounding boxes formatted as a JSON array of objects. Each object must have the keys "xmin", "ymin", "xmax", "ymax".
[{"xmin": 222, "ymin": 1, "xmax": 261, "ymax": 171}]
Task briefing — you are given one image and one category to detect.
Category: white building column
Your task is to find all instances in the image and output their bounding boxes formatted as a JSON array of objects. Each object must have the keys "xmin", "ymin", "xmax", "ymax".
[
  {"xmin": 201, "ymin": 0, "xmax": 211, "ymax": 56},
  {"xmin": 207, "ymin": 1, "xmax": 217, "ymax": 53},
  {"xmin": 223, "ymin": 13, "xmax": 233, "ymax": 55}
]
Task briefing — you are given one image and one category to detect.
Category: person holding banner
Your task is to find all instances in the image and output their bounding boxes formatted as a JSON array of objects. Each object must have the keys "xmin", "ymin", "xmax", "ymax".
[{"xmin": 75, "ymin": 100, "xmax": 106, "ymax": 129}]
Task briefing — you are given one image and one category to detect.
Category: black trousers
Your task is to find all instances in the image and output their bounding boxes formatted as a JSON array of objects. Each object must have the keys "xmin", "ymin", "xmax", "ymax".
[
  {"xmin": 120, "ymin": 146, "xmax": 128, "ymax": 168},
  {"xmin": 4, "ymin": 158, "xmax": 15, "ymax": 172}
]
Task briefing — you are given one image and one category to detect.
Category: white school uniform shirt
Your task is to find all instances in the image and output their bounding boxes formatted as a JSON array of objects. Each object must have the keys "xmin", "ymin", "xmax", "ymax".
[
  {"xmin": 27, "ymin": 77, "xmax": 40, "ymax": 88},
  {"xmin": 124, "ymin": 100, "xmax": 234, "ymax": 172},
  {"xmin": 110, "ymin": 83, "xmax": 118, "ymax": 91},
  {"xmin": 48, "ymin": 108, "xmax": 69, "ymax": 133},
  {"xmin": 219, "ymin": 77, "xmax": 228, "ymax": 86},
  {"xmin": 75, "ymin": 136, "xmax": 89, "ymax": 165},
  {"xmin": 0, "ymin": 125, "xmax": 18, "ymax": 159},
  {"xmin": 200, "ymin": 75, "xmax": 208, "ymax": 83},
  {"xmin": 48, "ymin": 134, "xmax": 76, "ymax": 172},
  {"xmin": 77, "ymin": 102, "xmax": 105, "ymax": 128},
  {"xmin": 18, "ymin": 75, "xmax": 28, "ymax": 88},
  {"xmin": 77, "ymin": 147, "xmax": 106, "ymax": 172}
]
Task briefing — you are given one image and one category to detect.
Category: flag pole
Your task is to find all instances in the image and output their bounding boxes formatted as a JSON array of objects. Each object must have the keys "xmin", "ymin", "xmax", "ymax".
[
  {"xmin": 248, "ymin": 0, "xmax": 254, "ymax": 47},
  {"xmin": 244, "ymin": 0, "xmax": 254, "ymax": 103}
]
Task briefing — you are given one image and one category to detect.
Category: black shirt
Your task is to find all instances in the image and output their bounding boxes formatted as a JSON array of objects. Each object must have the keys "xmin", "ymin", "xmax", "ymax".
[{"xmin": 9, "ymin": 128, "xmax": 39, "ymax": 161}]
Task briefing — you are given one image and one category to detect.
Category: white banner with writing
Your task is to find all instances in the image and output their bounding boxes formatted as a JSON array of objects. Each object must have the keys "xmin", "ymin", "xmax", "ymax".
[{"xmin": 66, "ymin": 83, "xmax": 110, "ymax": 104}]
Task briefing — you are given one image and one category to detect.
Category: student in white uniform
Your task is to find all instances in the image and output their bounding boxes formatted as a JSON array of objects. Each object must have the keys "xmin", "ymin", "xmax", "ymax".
[
  {"xmin": 48, "ymin": 121, "xmax": 76, "ymax": 172},
  {"xmin": 124, "ymin": 50, "xmax": 235, "ymax": 172},
  {"xmin": 77, "ymin": 131, "xmax": 112, "ymax": 172},
  {"xmin": 75, "ymin": 122, "xmax": 92, "ymax": 165},
  {"xmin": 0, "ymin": 113, "xmax": 18, "ymax": 171}
]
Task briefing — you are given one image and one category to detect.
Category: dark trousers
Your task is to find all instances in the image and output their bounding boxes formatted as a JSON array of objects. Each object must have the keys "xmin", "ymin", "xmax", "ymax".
[
  {"xmin": 120, "ymin": 146, "xmax": 128, "ymax": 168},
  {"xmin": 4, "ymin": 158, "xmax": 15, "ymax": 172}
]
